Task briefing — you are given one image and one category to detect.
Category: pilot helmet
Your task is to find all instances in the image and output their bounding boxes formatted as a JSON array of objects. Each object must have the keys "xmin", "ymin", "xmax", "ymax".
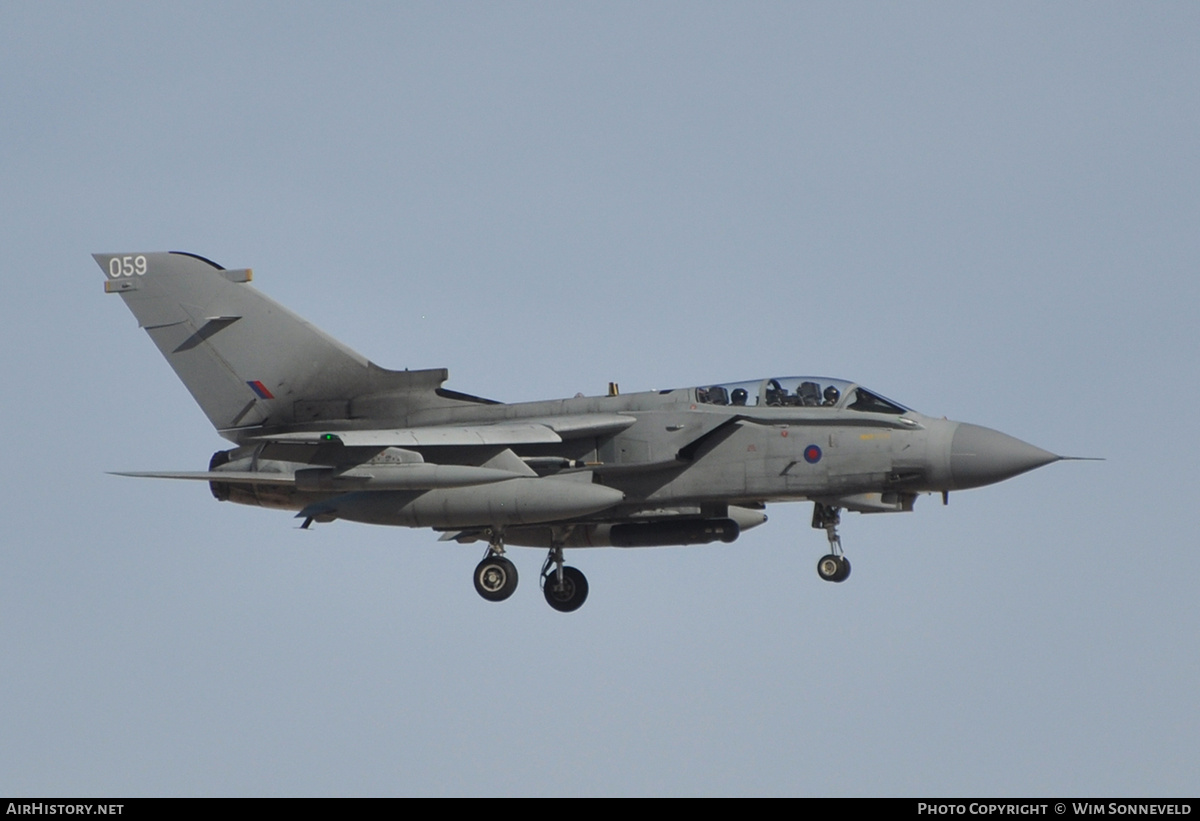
[
  {"xmin": 731, "ymin": 388, "xmax": 749, "ymax": 405},
  {"xmin": 823, "ymin": 385, "xmax": 840, "ymax": 405}
]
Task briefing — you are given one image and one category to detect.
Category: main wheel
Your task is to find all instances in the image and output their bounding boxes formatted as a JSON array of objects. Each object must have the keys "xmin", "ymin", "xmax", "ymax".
[
  {"xmin": 543, "ymin": 565, "xmax": 589, "ymax": 612},
  {"xmin": 817, "ymin": 554, "xmax": 850, "ymax": 583},
  {"xmin": 474, "ymin": 555, "xmax": 518, "ymax": 601}
]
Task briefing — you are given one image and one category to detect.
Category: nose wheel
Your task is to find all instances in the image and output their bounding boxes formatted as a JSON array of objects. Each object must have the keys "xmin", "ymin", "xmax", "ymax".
[
  {"xmin": 812, "ymin": 503, "xmax": 851, "ymax": 583},
  {"xmin": 817, "ymin": 553, "xmax": 851, "ymax": 582}
]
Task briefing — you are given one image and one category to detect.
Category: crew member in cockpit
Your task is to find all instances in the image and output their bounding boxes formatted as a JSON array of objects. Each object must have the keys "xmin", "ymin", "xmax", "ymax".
[
  {"xmin": 823, "ymin": 385, "xmax": 840, "ymax": 406},
  {"xmin": 765, "ymin": 379, "xmax": 786, "ymax": 406}
]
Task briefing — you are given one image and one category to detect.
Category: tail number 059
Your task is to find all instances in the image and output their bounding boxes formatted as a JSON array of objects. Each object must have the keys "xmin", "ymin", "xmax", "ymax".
[{"xmin": 108, "ymin": 255, "xmax": 147, "ymax": 278}]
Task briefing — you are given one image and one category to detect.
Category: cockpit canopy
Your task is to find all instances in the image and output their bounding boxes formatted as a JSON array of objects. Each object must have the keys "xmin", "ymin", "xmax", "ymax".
[{"xmin": 694, "ymin": 376, "xmax": 909, "ymax": 414}]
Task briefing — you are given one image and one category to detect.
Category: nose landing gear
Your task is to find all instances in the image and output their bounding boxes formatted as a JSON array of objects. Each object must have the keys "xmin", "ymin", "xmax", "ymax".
[
  {"xmin": 816, "ymin": 553, "xmax": 851, "ymax": 582},
  {"xmin": 812, "ymin": 503, "xmax": 851, "ymax": 583}
]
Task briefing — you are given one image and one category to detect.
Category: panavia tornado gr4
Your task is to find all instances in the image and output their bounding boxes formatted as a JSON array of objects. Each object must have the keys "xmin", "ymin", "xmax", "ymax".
[{"xmin": 99, "ymin": 251, "xmax": 1070, "ymax": 612}]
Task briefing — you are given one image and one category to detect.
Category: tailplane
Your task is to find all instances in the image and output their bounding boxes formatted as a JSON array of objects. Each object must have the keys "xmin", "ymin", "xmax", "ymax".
[{"xmin": 96, "ymin": 252, "xmax": 462, "ymax": 440}]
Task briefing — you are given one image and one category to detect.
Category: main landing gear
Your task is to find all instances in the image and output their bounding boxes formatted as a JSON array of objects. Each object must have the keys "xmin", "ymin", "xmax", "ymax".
[
  {"xmin": 474, "ymin": 532, "xmax": 518, "ymax": 602},
  {"xmin": 471, "ymin": 531, "xmax": 590, "ymax": 612},
  {"xmin": 812, "ymin": 503, "xmax": 851, "ymax": 583},
  {"xmin": 541, "ymin": 545, "xmax": 589, "ymax": 613}
]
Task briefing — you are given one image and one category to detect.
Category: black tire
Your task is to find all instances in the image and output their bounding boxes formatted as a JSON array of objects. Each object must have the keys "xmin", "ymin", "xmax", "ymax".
[
  {"xmin": 543, "ymin": 565, "xmax": 589, "ymax": 612},
  {"xmin": 817, "ymin": 554, "xmax": 841, "ymax": 582},
  {"xmin": 474, "ymin": 555, "xmax": 518, "ymax": 602}
]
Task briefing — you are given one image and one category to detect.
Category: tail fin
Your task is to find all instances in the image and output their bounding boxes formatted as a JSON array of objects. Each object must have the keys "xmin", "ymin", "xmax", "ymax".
[{"xmin": 96, "ymin": 252, "xmax": 455, "ymax": 440}]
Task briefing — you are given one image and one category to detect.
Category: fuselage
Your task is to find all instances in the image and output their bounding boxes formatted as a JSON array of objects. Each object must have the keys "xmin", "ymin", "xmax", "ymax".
[{"xmin": 213, "ymin": 375, "xmax": 1059, "ymax": 537}]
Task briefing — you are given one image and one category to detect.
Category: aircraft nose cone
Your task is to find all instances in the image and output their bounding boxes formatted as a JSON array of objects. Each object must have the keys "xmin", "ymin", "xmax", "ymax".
[{"xmin": 950, "ymin": 423, "xmax": 1059, "ymax": 490}]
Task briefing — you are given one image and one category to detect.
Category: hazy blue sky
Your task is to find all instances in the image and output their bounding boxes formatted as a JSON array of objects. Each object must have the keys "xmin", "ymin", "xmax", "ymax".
[{"xmin": 2, "ymin": 2, "xmax": 1197, "ymax": 796}]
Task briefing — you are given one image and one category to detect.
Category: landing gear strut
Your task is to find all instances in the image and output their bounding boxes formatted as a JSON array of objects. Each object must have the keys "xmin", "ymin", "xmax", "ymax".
[
  {"xmin": 812, "ymin": 503, "xmax": 851, "ymax": 583},
  {"xmin": 541, "ymin": 544, "xmax": 589, "ymax": 612},
  {"xmin": 473, "ymin": 530, "xmax": 518, "ymax": 602}
]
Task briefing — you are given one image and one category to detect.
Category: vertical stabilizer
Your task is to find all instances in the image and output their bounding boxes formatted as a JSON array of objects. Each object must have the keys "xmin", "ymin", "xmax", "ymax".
[{"xmin": 96, "ymin": 251, "xmax": 444, "ymax": 439}]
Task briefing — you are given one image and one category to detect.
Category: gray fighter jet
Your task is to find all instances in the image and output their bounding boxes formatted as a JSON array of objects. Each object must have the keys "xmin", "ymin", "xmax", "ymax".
[{"xmin": 99, "ymin": 251, "xmax": 1069, "ymax": 612}]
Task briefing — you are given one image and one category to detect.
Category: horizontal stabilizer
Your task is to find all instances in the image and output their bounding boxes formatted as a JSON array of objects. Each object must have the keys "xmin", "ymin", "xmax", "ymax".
[
  {"xmin": 112, "ymin": 470, "xmax": 296, "ymax": 484},
  {"xmin": 113, "ymin": 461, "xmax": 542, "ymax": 491}
]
